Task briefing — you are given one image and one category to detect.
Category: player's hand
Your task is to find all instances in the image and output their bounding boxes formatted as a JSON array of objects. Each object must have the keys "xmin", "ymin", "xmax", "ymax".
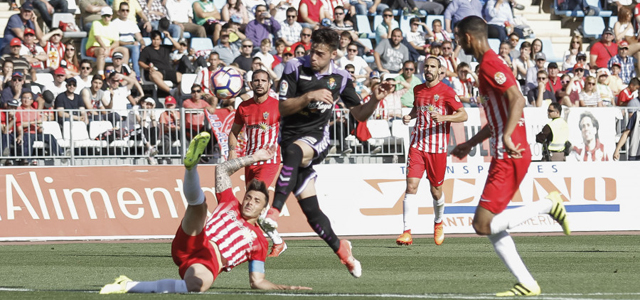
[
  {"xmin": 253, "ymin": 144, "xmax": 277, "ymax": 162},
  {"xmin": 430, "ymin": 111, "xmax": 445, "ymax": 123},
  {"xmin": 307, "ymin": 89, "xmax": 334, "ymax": 105},
  {"xmin": 285, "ymin": 285, "xmax": 312, "ymax": 290},
  {"xmin": 372, "ymin": 80, "xmax": 395, "ymax": 101},
  {"xmin": 402, "ymin": 114, "xmax": 412, "ymax": 125},
  {"xmin": 503, "ymin": 135, "xmax": 524, "ymax": 159},
  {"xmin": 451, "ymin": 142, "xmax": 471, "ymax": 159}
]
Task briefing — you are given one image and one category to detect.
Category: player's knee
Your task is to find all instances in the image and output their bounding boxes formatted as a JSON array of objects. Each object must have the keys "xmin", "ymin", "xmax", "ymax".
[
  {"xmin": 472, "ymin": 219, "xmax": 490, "ymax": 236},
  {"xmin": 284, "ymin": 143, "xmax": 303, "ymax": 158}
]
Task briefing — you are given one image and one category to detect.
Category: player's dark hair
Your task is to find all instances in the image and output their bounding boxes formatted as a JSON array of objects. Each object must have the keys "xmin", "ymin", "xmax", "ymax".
[
  {"xmin": 426, "ymin": 56, "xmax": 441, "ymax": 68},
  {"xmin": 579, "ymin": 111, "xmax": 599, "ymax": 140},
  {"xmin": 252, "ymin": 69, "xmax": 269, "ymax": 80},
  {"xmin": 312, "ymin": 27, "xmax": 340, "ymax": 51},
  {"xmin": 549, "ymin": 102, "xmax": 562, "ymax": 113},
  {"xmin": 455, "ymin": 16, "xmax": 487, "ymax": 40},
  {"xmin": 247, "ymin": 179, "xmax": 269, "ymax": 206}
]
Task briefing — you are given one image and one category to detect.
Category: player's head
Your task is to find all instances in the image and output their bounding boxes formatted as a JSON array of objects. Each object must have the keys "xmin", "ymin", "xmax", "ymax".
[
  {"xmin": 454, "ymin": 16, "xmax": 487, "ymax": 55},
  {"xmin": 251, "ymin": 69, "xmax": 271, "ymax": 97},
  {"xmin": 310, "ymin": 28, "xmax": 339, "ymax": 72},
  {"xmin": 579, "ymin": 111, "xmax": 599, "ymax": 143},
  {"xmin": 423, "ymin": 56, "xmax": 441, "ymax": 83},
  {"xmin": 241, "ymin": 179, "xmax": 270, "ymax": 219}
]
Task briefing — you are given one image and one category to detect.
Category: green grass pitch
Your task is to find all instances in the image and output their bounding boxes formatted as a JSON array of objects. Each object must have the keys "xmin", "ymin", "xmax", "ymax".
[{"xmin": 1, "ymin": 235, "xmax": 639, "ymax": 299}]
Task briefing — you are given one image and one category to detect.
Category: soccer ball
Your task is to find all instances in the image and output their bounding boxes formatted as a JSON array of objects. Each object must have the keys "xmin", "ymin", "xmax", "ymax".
[{"xmin": 211, "ymin": 67, "xmax": 244, "ymax": 100}]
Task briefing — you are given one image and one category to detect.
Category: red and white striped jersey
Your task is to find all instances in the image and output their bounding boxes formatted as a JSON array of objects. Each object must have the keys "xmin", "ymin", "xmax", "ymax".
[
  {"xmin": 410, "ymin": 81, "xmax": 463, "ymax": 153},
  {"xmin": 204, "ymin": 189, "xmax": 268, "ymax": 271},
  {"xmin": 233, "ymin": 96, "xmax": 281, "ymax": 165},
  {"xmin": 477, "ymin": 49, "xmax": 528, "ymax": 159},
  {"xmin": 195, "ymin": 67, "xmax": 217, "ymax": 96},
  {"xmin": 44, "ymin": 42, "xmax": 65, "ymax": 69}
]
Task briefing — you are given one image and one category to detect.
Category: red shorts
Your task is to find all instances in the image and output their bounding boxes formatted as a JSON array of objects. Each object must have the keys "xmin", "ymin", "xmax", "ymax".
[
  {"xmin": 171, "ymin": 225, "xmax": 221, "ymax": 280},
  {"xmin": 406, "ymin": 148, "xmax": 447, "ymax": 187},
  {"xmin": 86, "ymin": 46, "xmax": 116, "ymax": 58},
  {"xmin": 245, "ymin": 163, "xmax": 280, "ymax": 186},
  {"xmin": 480, "ymin": 154, "xmax": 531, "ymax": 214}
]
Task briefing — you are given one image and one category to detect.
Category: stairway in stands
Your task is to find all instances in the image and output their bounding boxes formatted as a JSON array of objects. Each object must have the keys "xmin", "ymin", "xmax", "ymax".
[{"xmin": 514, "ymin": 2, "xmax": 573, "ymax": 60}]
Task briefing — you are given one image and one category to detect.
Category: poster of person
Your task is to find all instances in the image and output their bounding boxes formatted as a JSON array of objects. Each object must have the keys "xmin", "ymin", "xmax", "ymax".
[{"xmin": 565, "ymin": 108, "xmax": 622, "ymax": 162}]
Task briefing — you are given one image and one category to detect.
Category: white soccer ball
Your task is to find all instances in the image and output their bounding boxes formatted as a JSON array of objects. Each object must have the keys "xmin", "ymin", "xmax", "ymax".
[{"xmin": 211, "ymin": 67, "xmax": 244, "ymax": 100}]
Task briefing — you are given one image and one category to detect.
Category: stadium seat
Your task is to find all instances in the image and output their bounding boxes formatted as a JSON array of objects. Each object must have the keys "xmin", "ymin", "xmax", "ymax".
[
  {"xmin": 488, "ymin": 38, "xmax": 501, "ymax": 53},
  {"xmin": 366, "ymin": 119, "xmax": 391, "ymax": 147},
  {"xmin": 357, "ymin": 38, "xmax": 375, "ymax": 63},
  {"xmin": 372, "ymin": 15, "xmax": 383, "ymax": 33},
  {"xmin": 81, "ymin": 38, "xmax": 112, "ymax": 63},
  {"xmin": 608, "ymin": 16, "xmax": 618, "ymax": 29},
  {"xmin": 391, "ymin": 119, "xmax": 410, "ymax": 157},
  {"xmin": 42, "ymin": 121, "xmax": 68, "ymax": 148},
  {"xmin": 181, "ymin": 73, "xmax": 198, "ymax": 97},
  {"xmin": 35, "ymin": 73, "xmax": 53, "ymax": 87},
  {"xmin": 355, "ymin": 15, "xmax": 375, "ymax": 39},
  {"xmin": 540, "ymin": 38, "xmax": 562, "ymax": 63},
  {"xmin": 213, "ymin": 0, "xmax": 225, "ymax": 12},
  {"xmin": 552, "ymin": 0, "xmax": 612, "ymax": 17},
  {"xmin": 63, "ymin": 121, "xmax": 101, "ymax": 147},
  {"xmin": 581, "ymin": 16, "xmax": 605, "ymax": 39},
  {"xmin": 143, "ymin": 37, "xmax": 151, "ymax": 46},
  {"xmin": 89, "ymin": 121, "xmax": 114, "ymax": 140},
  {"xmin": 52, "ymin": 13, "xmax": 87, "ymax": 38},
  {"xmin": 190, "ymin": 37, "xmax": 214, "ymax": 52}
]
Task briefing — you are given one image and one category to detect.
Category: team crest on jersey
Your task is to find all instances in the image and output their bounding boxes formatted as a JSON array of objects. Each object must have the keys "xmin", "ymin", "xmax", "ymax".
[
  {"xmin": 327, "ymin": 77, "xmax": 336, "ymax": 90},
  {"xmin": 494, "ymin": 72, "xmax": 507, "ymax": 85},
  {"xmin": 434, "ymin": 94, "xmax": 440, "ymax": 102},
  {"xmin": 279, "ymin": 80, "xmax": 289, "ymax": 96},
  {"xmin": 454, "ymin": 95, "xmax": 461, "ymax": 102},
  {"xmin": 263, "ymin": 111, "xmax": 269, "ymax": 120}
]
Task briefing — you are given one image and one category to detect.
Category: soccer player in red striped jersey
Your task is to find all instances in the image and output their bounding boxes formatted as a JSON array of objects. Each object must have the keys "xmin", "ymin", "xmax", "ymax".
[
  {"xmin": 396, "ymin": 56, "xmax": 467, "ymax": 247},
  {"xmin": 100, "ymin": 133, "xmax": 311, "ymax": 294},
  {"xmin": 229, "ymin": 69, "xmax": 287, "ymax": 257},
  {"xmin": 451, "ymin": 16, "xmax": 570, "ymax": 297}
]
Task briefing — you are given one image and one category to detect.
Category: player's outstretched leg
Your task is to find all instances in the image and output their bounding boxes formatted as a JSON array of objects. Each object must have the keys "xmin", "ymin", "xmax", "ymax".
[
  {"xmin": 184, "ymin": 132, "xmax": 211, "ymax": 170},
  {"xmin": 547, "ymin": 191, "xmax": 571, "ymax": 235},
  {"xmin": 268, "ymin": 239, "xmax": 288, "ymax": 257},
  {"xmin": 100, "ymin": 276, "xmax": 189, "ymax": 294},
  {"xmin": 258, "ymin": 205, "xmax": 287, "ymax": 257},
  {"xmin": 265, "ymin": 143, "xmax": 305, "ymax": 230}
]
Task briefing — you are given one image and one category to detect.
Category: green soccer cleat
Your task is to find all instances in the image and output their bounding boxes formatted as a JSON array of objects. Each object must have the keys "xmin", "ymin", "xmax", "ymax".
[
  {"xmin": 547, "ymin": 191, "xmax": 571, "ymax": 235},
  {"xmin": 184, "ymin": 132, "xmax": 211, "ymax": 170},
  {"xmin": 99, "ymin": 275, "xmax": 132, "ymax": 294},
  {"xmin": 496, "ymin": 282, "xmax": 541, "ymax": 297}
]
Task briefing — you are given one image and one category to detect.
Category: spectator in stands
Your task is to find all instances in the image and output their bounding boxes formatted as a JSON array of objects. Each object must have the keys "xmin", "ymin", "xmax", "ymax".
[
  {"xmin": 395, "ymin": 61, "xmax": 421, "ymax": 108},
  {"xmin": 222, "ymin": 0, "xmax": 250, "ymax": 26},
  {"xmin": 105, "ymin": 72, "xmax": 138, "ymax": 130},
  {"xmin": 546, "ymin": 62, "xmax": 562, "ymax": 94},
  {"xmin": 18, "ymin": 90, "xmax": 63, "ymax": 164},
  {"xmin": 112, "ymin": 1, "xmax": 145, "ymax": 77},
  {"xmin": 579, "ymin": 76, "xmax": 603, "ymax": 107},
  {"xmin": 19, "ymin": 28, "xmax": 46, "ymax": 71},
  {"xmin": 139, "ymin": 30, "xmax": 182, "ymax": 95},
  {"xmin": 294, "ymin": 44, "xmax": 306, "ymax": 57},
  {"xmin": 1, "ymin": 71, "xmax": 26, "ymax": 109},
  {"xmin": 614, "ymin": 108, "xmax": 640, "ymax": 160},
  {"xmin": 167, "ymin": 0, "xmax": 207, "ymax": 38},
  {"xmin": 79, "ymin": 0, "xmax": 110, "ymax": 30},
  {"xmin": 571, "ymin": 63, "xmax": 586, "ymax": 92},
  {"xmin": 291, "ymin": 28, "xmax": 312, "ymax": 52},
  {"xmin": 375, "ymin": 9, "xmax": 399, "ymax": 44},
  {"xmin": 39, "ymin": 28, "xmax": 65, "ymax": 71},
  {"xmin": 233, "ymin": 39, "xmax": 254, "ymax": 72},
  {"xmin": 195, "ymin": 52, "xmax": 222, "ymax": 103},
  {"xmin": 556, "ymin": 73, "xmax": 580, "ymax": 107},
  {"xmin": 255, "ymin": 39, "xmax": 275, "ymax": 69},
  {"xmin": 562, "ymin": 35, "xmax": 583, "ymax": 71},
  {"xmin": 413, "ymin": 0, "xmax": 443, "ymax": 15},
  {"xmin": 31, "ymin": 0, "xmax": 68, "ymax": 29},
  {"xmin": 525, "ymin": 52, "xmax": 547, "ymax": 95},
  {"xmin": 274, "ymin": 46, "xmax": 293, "ymax": 81},
  {"xmin": 484, "ymin": 0, "xmax": 514, "ymax": 43},
  {"xmin": 55, "ymin": 77, "xmax": 88, "ymax": 125},
  {"xmin": 298, "ymin": 0, "xmax": 328, "ymax": 28},
  {"xmin": 1, "ymin": 38, "xmax": 36, "ymax": 83},
  {"xmin": 444, "ymin": 0, "xmax": 482, "ymax": 33},
  {"xmin": 74, "ymin": 60, "xmax": 93, "ymax": 92},
  {"xmin": 143, "ymin": 0, "xmax": 182, "ymax": 39},
  {"xmin": 441, "ymin": 40, "xmax": 460, "ymax": 79},
  {"xmin": 61, "ymin": 43, "xmax": 79, "ymax": 77},
  {"xmin": 2, "ymin": 1, "xmax": 43, "ymax": 55},
  {"xmin": 159, "ymin": 96, "xmax": 180, "ymax": 155},
  {"xmin": 608, "ymin": 62, "xmax": 625, "ymax": 96},
  {"xmin": 527, "ymin": 70, "xmax": 556, "ymax": 107},
  {"xmin": 535, "ymin": 102, "xmax": 569, "ymax": 162},
  {"xmin": 212, "ymin": 25, "xmax": 240, "ymax": 66},
  {"xmin": 614, "ymin": 7, "xmax": 635, "ymax": 43},
  {"xmin": 406, "ymin": 18, "xmax": 430, "ymax": 56},
  {"xmin": 278, "ymin": 7, "xmax": 303, "ymax": 47},
  {"xmin": 246, "ymin": 5, "xmax": 281, "ymax": 48},
  {"xmin": 508, "ymin": 33, "xmax": 519, "ymax": 60},
  {"xmin": 568, "ymin": 111, "xmax": 609, "ymax": 161},
  {"xmin": 452, "ymin": 62, "xmax": 477, "ymax": 107},
  {"xmin": 43, "ymin": 68, "xmax": 67, "ymax": 101},
  {"xmin": 192, "ymin": 0, "xmax": 222, "ymax": 41},
  {"xmin": 350, "ymin": 0, "xmax": 389, "ymax": 15},
  {"xmin": 616, "ymin": 77, "xmax": 639, "ymax": 106},
  {"xmin": 329, "ymin": 6, "xmax": 354, "ymax": 32},
  {"xmin": 112, "ymin": 51, "xmax": 144, "ymax": 97},
  {"xmin": 82, "ymin": 74, "xmax": 120, "ymax": 125},
  {"xmin": 86, "ymin": 7, "xmax": 130, "ymax": 78},
  {"xmin": 513, "ymin": 41, "xmax": 531, "ymax": 84},
  {"xmin": 246, "ymin": 57, "xmax": 277, "ymax": 84},
  {"xmin": 530, "ymin": 38, "xmax": 543, "ymax": 61},
  {"xmin": 1, "ymin": 98, "xmax": 23, "ymax": 162},
  {"xmin": 130, "ymin": 98, "xmax": 160, "ymax": 164},
  {"xmin": 596, "ymin": 68, "xmax": 615, "ymax": 106},
  {"xmin": 337, "ymin": 43, "xmax": 372, "ymax": 80},
  {"xmin": 183, "ymin": 84, "xmax": 216, "ymax": 135},
  {"xmin": 428, "ymin": 18, "xmax": 450, "ymax": 43},
  {"xmin": 374, "ymin": 28, "xmax": 409, "ymax": 74},
  {"xmin": 608, "ymin": 40, "xmax": 636, "ymax": 84},
  {"xmin": 0, "ymin": 60, "xmax": 14, "ymax": 89},
  {"xmin": 590, "ymin": 27, "xmax": 618, "ymax": 70}
]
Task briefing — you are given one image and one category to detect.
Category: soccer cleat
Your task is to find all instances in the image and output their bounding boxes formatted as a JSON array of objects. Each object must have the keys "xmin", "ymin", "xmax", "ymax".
[
  {"xmin": 434, "ymin": 222, "xmax": 444, "ymax": 245},
  {"xmin": 396, "ymin": 231, "xmax": 413, "ymax": 245},
  {"xmin": 546, "ymin": 191, "xmax": 571, "ymax": 235},
  {"xmin": 99, "ymin": 275, "xmax": 132, "ymax": 294},
  {"xmin": 260, "ymin": 207, "xmax": 280, "ymax": 232},
  {"xmin": 267, "ymin": 242, "xmax": 287, "ymax": 257},
  {"xmin": 184, "ymin": 132, "xmax": 210, "ymax": 170},
  {"xmin": 496, "ymin": 282, "xmax": 541, "ymax": 297},
  {"xmin": 336, "ymin": 240, "xmax": 362, "ymax": 278}
]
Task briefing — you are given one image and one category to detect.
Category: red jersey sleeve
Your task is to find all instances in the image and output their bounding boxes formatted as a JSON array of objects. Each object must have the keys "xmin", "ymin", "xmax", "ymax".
[
  {"xmin": 215, "ymin": 188, "xmax": 238, "ymax": 205},
  {"xmin": 233, "ymin": 104, "xmax": 245, "ymax": 126},
  {"xmin": 480, "ymin": 53, "xmax": 517, "ymax": 95},
  {"xmin": 445, "ymin": 88, "xmax": 464, "ymax": 112},
  {"xmin": 249, "ymin": 230, "xmax": 268, "ymax": 262},
  {"xmin": 412, "ymin": 84, "xmax": 423, "ymax": 107}
]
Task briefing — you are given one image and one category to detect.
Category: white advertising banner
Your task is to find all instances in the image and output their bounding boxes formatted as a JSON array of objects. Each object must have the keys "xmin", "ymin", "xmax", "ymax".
[{"xmin": 314, "ymin": 162, "xmax": 638, "ymax": 236}]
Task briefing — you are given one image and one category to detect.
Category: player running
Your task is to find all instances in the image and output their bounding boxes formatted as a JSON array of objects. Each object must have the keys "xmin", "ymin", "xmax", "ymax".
[
  {"xmin": 396, "ymin": 56, "xmax": 468, "ymax": 246},
  {"xmin": 451, "ymin": 16, "xmax": 570, "ymax": 297},
  {"xmin": 229, "ymin": 69, "xmax": 287, "ymax": 257},
  {"xmin": 100, "ymin": 132, "xmax": 311, "ymax": 294}
]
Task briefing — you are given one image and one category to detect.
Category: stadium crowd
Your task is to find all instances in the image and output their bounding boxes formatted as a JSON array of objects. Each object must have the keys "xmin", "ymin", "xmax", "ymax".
[{"xmin": 1, "ymin": 0, "xmax": 640, "ymax": 165}]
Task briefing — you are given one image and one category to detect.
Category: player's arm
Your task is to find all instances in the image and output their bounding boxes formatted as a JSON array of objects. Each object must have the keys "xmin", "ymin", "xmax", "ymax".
[
  {"xmin": 451, "ymin": 125, "xmax": 491, "ymax": 159},
  {"xmin": 350, "ymin": 80, "xmax": 395, "ymax": 121},
  {"xmin": 502, "ymin": 85, "xmax": 526, "ymax": 158},
  {"xmin": 228, "ymin": 123, "xmax": 242, "ymax": 160},
  {"xmin": 249, "ymin": 262, "xmax": 311, "ymax": 290},
  {"xmin": 431, "ymin": 107, "xmax": 467, "ymax": 123},
  {"xmin": 215, "ymin": 145, "xmax": 276, "ymax": 192},
  {"xmin": 402, "ymin": 106, "xmax": 417, "ymax": 124},
  {"xmin": 279, "ymin": 89, "xmax": 333, "ymax": 117}
]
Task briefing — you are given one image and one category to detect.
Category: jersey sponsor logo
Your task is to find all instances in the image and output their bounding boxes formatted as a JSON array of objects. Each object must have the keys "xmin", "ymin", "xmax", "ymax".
[
  {"xmin": 327, "ymin": 77, "xmax": 336, "ymax": 90},
  {"xmin": 494, "ymin": 72, "xmax": 507, "ymax": 85},
  {"xmin": 299, "ymin": 75, "xmax": 312, "ymax": 80},
  {"xmin": 307, "ymin": 101, "xmax": 333, "ymax": 113},
  {"xmin": 279, "ymin": 80, "xmax": 289, "ymax": 96}
]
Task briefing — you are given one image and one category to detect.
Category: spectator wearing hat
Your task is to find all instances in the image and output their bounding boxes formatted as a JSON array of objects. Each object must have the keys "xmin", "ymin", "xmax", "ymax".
[
  {"xmin": 111, "ymin": 1, "xmax": 145, "ymax": 77},
  {"xmin": 17, "ymin": 90, "xmax": 64, "ymax": 164},
  {"xmin": 86, "ymin": 7, "xmax": 130, "ymax": 78},
  {"xmin": 525, "ymin": 52, "xmax": 547, "ymax": 95},
  {"xmin": 1, "ymin": 97, "xmax": 23, "ymax": 162},
  {"xmin": 55, "ymin": 77, "xmax": 88, "ymax": 125},
  {"xmin": 44, "ymin": 68, "xmax": 69, "ymax": 100},
  {"xmin": 2, "ymin": 1, "xmax": 43, "ymax": 54},
  {"xmin": 1, "ymin": 71, "xmax": 27, "ymax": 109},
  {"xmin": 590, "ymin": 27, "xmax": 618, "ymax": 70},
  {"xmin": 0, "ymin": 38, "xmax": 35, "ymax": 83},
  {"xmin": 546, "ymin": 62, "xmax": 562, "ymax": 95},
  {"xmin": 571, "ymin": 63, "xmax": 586, "ymax": 93},
  {"xmin": 212, "ymin": 24, "xmax": 241, "ymax": 66},
  {"xmin": 159, "ymin": 96, "xmax": 180, "ymax": 155},
  {"xmin": 246, "ymin": 5, "xmax": 281, "ymax": 49},
  {"xmin": 31, "ymin": 0, "xmax": 69, "ymax": 28},
  {"xmin": 19, "ymin": 28, "xmax": 46, "ymax": 70},
  {"xmin": 166, "ymin": 0, "xmax": 207, "ymax": 38},
  {"xmin": 608, "ymin": 62, "xmax": 625, "ymax": 96},
  {"xmin": 608, "ymin": 40, "xmax": 636, "ymax": 84},
  {"xmin": 596, "ymin": 68, "xmax": 615, "ymax": 106},
  {"xmin": 277, "ymin": 7, "xmax": 302, "ymax": 47},
  {"xmin": 78, "ymin": 0, "xmax": 110, "ymax": 30}
]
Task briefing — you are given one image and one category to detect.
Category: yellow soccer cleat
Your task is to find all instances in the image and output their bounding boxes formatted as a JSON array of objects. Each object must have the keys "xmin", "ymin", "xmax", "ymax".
[
  {"xmin": 396, "ymin": 231, "xmax": 413, "ymax": 245},
  {"xmin": 99, "ymin": 275, "xmax": 132, "ymax": 294},
  {"xmin": 547, "ymin": 191, "xmax": 571, "ymax": 235},
  {"xmin": 434, "ymin": 221, "xmax": 444, "ymax": 246},
  {"xmin": 496, "ymin": 282, "xmax": 541, "ymax": 297},
  {"xmin": 184, "ymin": 132, "xmax": 211, "ymax": 170}
]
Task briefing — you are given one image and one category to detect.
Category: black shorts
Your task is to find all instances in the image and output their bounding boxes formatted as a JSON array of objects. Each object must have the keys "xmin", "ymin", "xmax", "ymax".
[
  {"xmin": 145, "ymin": 69, "xmax": 178, "ymax": 84},
  {"xmin": 280, "ymin": 127, "xmax": 330, "ymax": 167}
]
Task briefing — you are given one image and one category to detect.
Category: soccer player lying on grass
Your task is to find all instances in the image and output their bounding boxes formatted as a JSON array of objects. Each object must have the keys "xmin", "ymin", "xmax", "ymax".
[{"xmin": 100, "ymin": 132, "xmax": 312, "ymax": 294}]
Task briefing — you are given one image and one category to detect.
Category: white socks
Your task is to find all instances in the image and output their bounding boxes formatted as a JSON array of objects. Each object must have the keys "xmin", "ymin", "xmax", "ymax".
[
  {"xmin": 267, "ymin": 229, "xmax": 283, "ymax": 244},
  {"xmin": 433, "ymin": 194, "xmax": 445, "ymax": 224},
  {"xmin": 402, "ymin": 194, "xmax": 419, "ymax": 231},
  {"xmin": 125, "ymin": 279, "xmax": 189, "ymax": 293},
  {"xmin": 183, "ymin": 167, "xmax": 205, "ymax": 206},
  {"xmin": 490, "ymin": 199, "xmax": 553, "ymax": 235},
  {"xmin": 488, "ymin": 231, "xmax": 536, "ymax": 286}
]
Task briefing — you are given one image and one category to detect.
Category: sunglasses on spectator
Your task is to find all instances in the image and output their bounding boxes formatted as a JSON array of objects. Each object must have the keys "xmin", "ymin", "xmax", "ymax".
[
  {"xmin": 510, "ymin": 38, "xmax": 519, "ymax": 42},
  {"xmin": 68, "ymin": 48, "xmax": 75, "ymax": 51},
  {"xmin": 335, "ymin": 12, "xmax": 344, "ymax": 15},
  {"xmin": 67, "ymin": 83, "xmax": 77, "ymax": 87},
  {"xmin": 404, "ymin": 68, "xmax": 414, "ymax": 71},
  {"xmin": 384, "ymin": 14, "xmax": 393, "ymax": 17},
  {"xmin": 348, "ymin": 70, "xmax": 354, "ymax": 74},
  {"xmin": 242, "ymin": 44, "xmax": 253, "ymax": 48},
  {"xmin": 537, "ymin": 77, "xmax": 547, "ymax": 80},
  {"xmin": 103, "ymin": 14, "xmax": 112, "ymax": 17},
  {"xmin": 12, "ymin": 77, "xmax": 23, "ymax": 82},
  {"xmin": 301, "ymin": 33, "xmax": 311, "ymax": 37},
  {"xmin": 442, "ymin": 47, "xmax": 451, "ymax": 50},
  {"xmin": 82, "ymin": 66, "xmax": 91, "ymax": 70},
  {"xmin": 120, "ymin": 9, "xmax": 129, "ymax": 12},
  {"xmin": 56, "ymin": 74, "xmax": 65, "ymax": 77},
  {"xmin": 620, "ymin": 47, "xmax": 629, "ymax": 50},
  {"xmin": 561, "ymin": 80, "xmax": 570, "ymax": 84},
  {"xmin": 296, "ymin": 51, "xmax": 305, "ymax": 54},
  {"xmin": 287, "ymin": 15, "xmax": 296, "ymax": 18},
  {"xmin": 192, "ymin": 89, "xmax": 201, "ymax": 93},
  {"xmin": 348, "ymin": 48, "xmax": 358, "ymax": 52},
  {"xmin": 575, "ymin": 69, "xmax": 584, "ymax": 72}
]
